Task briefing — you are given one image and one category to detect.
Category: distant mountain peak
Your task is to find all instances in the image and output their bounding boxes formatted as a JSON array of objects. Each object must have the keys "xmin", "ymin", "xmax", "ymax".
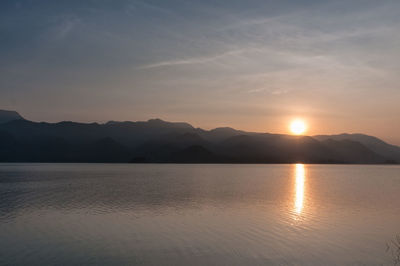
[
  {"xmin": 146, "ymin": 118, "xmax": 194, "ymax": 129},
  {"xmin": 0, "ymin": 109, "xmax": 24, "ymax": 124},
  {"xmin": 210, "ymin": 127, "xmax": 237, "ymax": 133},
  {"xmin": 147, "ymin": 118, "xmax": 164, "ymax": 123}
]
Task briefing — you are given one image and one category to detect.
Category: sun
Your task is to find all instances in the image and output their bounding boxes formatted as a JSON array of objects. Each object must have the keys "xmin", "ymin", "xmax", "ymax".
[{"xmin": 290, "ymin": 119, "xmax": 307, "ymax": 135}]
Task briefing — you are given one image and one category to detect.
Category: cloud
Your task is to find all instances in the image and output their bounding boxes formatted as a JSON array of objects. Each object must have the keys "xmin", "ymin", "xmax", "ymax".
[
  {"xmin": 137, "ymin": 49, "xmax": 245, "ymax": 69},
  {"xmin": 52, "ymin": 17, "xmax": 81, "ymax": 40}
]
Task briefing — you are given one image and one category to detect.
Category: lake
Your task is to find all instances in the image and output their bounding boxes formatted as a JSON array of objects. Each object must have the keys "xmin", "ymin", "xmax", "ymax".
[{"xmin": 0, "ymin": 163, "xmax": 399, "ymax": 265}]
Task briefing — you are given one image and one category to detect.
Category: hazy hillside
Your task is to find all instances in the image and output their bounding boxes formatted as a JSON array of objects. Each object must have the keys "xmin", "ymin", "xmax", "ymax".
[
  {"xmin": 314, "ymin": 134, "xmax": 400, "ymax": 163},
  {"xmin": 0, "ymin": 110, "xmax": 397, "ymax": 164}
]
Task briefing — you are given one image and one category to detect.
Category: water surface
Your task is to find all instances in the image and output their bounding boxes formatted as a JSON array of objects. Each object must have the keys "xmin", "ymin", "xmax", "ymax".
[{"xmin": 0, "ymin": 163, "xmax": 399, "ymax": 265}]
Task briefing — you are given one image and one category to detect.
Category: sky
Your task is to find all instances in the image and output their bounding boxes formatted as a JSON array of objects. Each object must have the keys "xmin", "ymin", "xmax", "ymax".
[{"xmin": 1, "ymin": 0, "xmax": 400, "ymax": 145}]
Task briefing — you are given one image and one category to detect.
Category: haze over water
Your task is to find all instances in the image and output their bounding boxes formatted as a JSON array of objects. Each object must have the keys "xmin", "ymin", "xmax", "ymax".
[{"xmin": 1, "ymin": 163, "xmax": 399, "ymax": 265}]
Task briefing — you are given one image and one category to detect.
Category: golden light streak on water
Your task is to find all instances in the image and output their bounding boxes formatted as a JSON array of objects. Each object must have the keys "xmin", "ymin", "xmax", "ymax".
[{"xmin": 294, "ymin": 163, "xmax": 305, "ymax": 215}]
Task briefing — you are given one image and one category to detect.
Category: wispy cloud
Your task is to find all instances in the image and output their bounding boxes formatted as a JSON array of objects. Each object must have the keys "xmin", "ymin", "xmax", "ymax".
[
  {"xmin": 137, "ymin": 50, "xmax": 245, "ymax": 69},
  {"xmin": 53, "ymin": 17, "xmax": 81, "ymax": 40}
]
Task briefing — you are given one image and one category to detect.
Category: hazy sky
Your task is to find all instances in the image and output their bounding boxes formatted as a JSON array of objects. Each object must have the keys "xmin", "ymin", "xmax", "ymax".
[{"xmin": 1, "ymin": 0, "xmax": 399, "ymax": 144}]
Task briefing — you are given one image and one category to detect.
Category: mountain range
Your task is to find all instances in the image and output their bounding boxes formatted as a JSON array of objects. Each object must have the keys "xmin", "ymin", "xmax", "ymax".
[{"xmin": 0, "ymin": 109, "xmax": 399, "ymax": 164}]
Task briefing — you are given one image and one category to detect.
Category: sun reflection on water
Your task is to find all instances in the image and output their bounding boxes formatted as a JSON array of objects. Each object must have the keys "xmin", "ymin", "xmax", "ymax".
[{"xmin": 294, "ymin": 163, "xmax": 305, "ymax": 215}]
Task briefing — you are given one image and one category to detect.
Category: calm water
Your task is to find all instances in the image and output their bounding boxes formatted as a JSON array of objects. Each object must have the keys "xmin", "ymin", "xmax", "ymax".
[{"xmin": 0, "ymin": 164, "xmax": 399, "ymax": 265}]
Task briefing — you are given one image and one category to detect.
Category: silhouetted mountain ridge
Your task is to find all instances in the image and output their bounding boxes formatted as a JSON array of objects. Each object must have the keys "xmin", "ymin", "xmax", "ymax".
[{"xmin": 0, "ymin": 110, "xmax": 398, "ymax": 164}]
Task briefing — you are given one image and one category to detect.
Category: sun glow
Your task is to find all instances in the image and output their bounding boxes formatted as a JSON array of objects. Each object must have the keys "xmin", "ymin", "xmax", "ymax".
[{"xmin": 290, "ymin": 119, "xmax": 307, "ymax": 135}]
